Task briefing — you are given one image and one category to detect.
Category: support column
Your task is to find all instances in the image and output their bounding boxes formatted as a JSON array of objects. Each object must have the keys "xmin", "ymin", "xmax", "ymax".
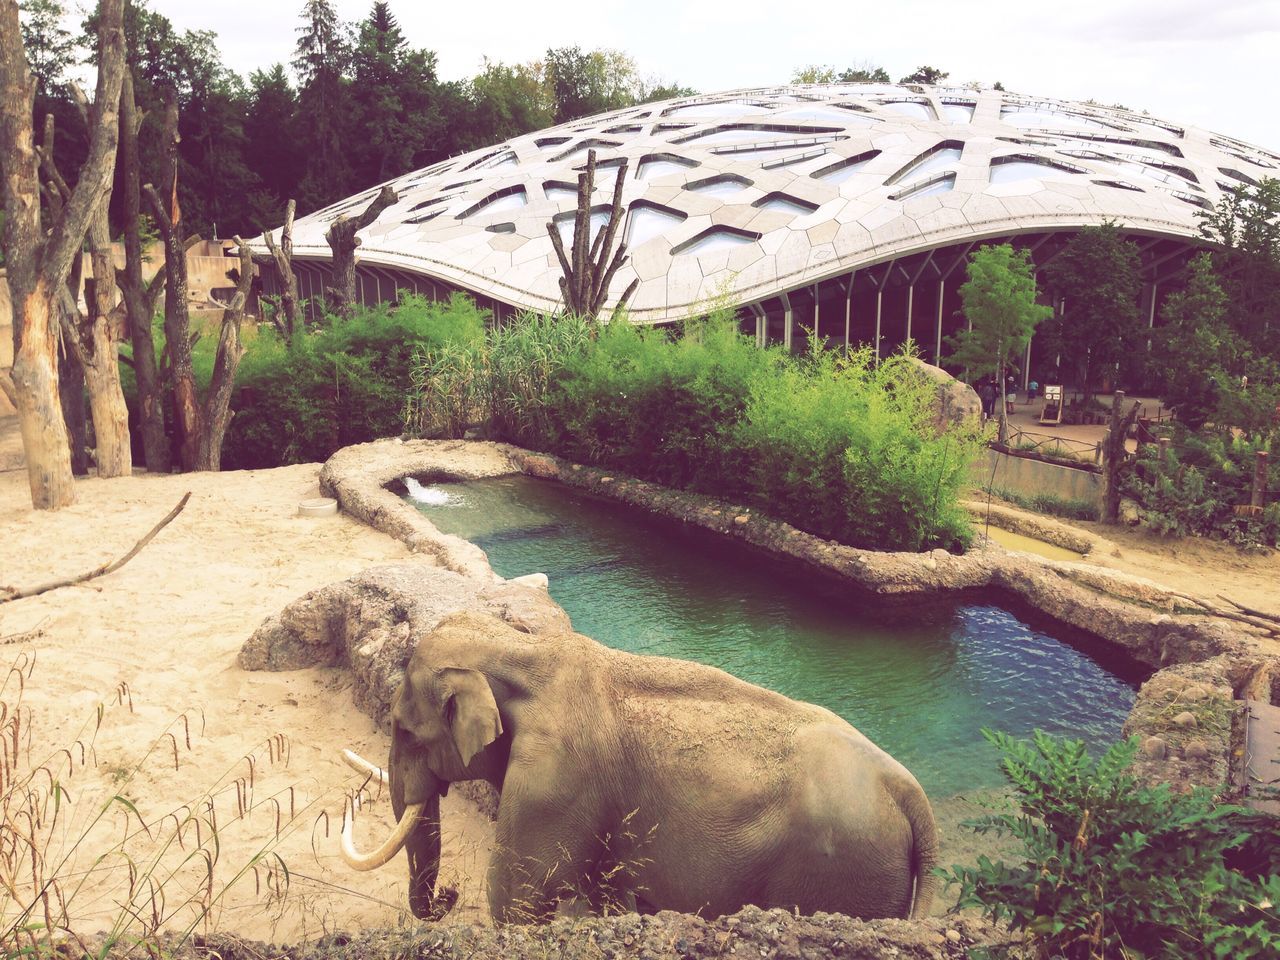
[
  {"xmin": 781, "ymin": 291, "xmax": 793, "ymax": 352},
  {"xmin": 874, "ymin": 289, "xmax": 883, "ymax": 360},
  {"xmin": 844, "ymin": 273, "xmax": 854, "ymax": 354},
  {"xmin": 934, "ymin": 278, "xmax": 944, "ymax": 364},
  {"xmin": 905, "ymin": 283, "xmax": 914, "ymax": 349}
]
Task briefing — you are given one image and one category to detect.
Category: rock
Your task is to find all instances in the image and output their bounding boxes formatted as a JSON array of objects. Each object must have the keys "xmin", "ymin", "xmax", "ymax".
[
  {"xmin": 239, "ymin": 561, "xmax": 571, "ymax": 729},
  {"xmin": 1140, "ymin": 736, "xmax": 1168, "ymax": 760},
  {"xmin": 734, "ymin": 514, "xmax": 750, "ymax": 525},
  {"xmin": 905, "ymin": 357, "xmax": 982, "ymax": 433},
  {"xmin": 1184, "ymin": 740, "xmax": 1211, "ymax": 760},
  {"xmin": 1172, "ymin": 711, "xmax": 1198, "ymax": 728},
  {"xmin": 520, "ymin": 455, "xmax": 560, "ymax": 479},
  {"xmin": 1119, "ymin": 497, "xmax": 1141, "ymax": 526},
  {"xmin": 506, "ymin": 572, "xmax": 549, "ymax": 591}
]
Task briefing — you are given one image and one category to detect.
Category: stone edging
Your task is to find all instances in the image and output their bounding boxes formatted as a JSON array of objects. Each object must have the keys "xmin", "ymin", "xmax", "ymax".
[{"xmin": 320, "ymin": 438, "xmax": 1279, "ymax": 795}]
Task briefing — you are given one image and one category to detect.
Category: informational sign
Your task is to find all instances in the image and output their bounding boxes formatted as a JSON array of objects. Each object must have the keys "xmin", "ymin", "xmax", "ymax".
[{"xmin": 1040, "ymin": 384, "xmax": 1063, "ymax": 425}]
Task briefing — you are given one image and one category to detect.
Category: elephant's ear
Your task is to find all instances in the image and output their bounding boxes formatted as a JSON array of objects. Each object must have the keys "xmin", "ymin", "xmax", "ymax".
[{"xmin": 436, "ymin": 667, "xmax": 502, "ymax": 767}]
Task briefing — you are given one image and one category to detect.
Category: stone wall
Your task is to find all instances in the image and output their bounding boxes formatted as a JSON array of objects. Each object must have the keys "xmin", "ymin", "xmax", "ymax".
[{"xmin": 974, "ymin": 447, "xmax": 1103, "ymax": 507}]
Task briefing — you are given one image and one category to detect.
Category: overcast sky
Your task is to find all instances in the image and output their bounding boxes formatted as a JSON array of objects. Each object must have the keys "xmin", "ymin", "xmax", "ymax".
[{"xmin": 143, "ymin": 0, "xmax": 1278, "ymax": 150}]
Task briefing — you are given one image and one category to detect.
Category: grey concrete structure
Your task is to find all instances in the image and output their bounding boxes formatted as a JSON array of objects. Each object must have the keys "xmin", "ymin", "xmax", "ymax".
[{"xmin": 259, "ymin": 83, "xmax": 1278, "ymax": 376}]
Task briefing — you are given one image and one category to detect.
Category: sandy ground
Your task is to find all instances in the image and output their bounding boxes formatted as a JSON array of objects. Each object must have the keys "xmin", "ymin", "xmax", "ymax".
[
  {"xmin": 1, "ymin": 462, "xmax": 495, "ymax": 942},
  {"xmin": 2, "ymin": 413, "xmax": 1276, "ymax": 943}
]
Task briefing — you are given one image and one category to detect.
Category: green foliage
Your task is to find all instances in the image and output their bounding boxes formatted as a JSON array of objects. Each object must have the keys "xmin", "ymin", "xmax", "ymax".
[
  {"xmin": 1197, "ymin": 177, "xmax": 1280, "ymax": 354},
  {"xmin": 1042, "ymin": 222, "xmax": 1143, "ymax": 403},
  {"xmin": 898, "ymin": 65, "xmax": 948, "ymax": 84},
  {"xmin": 1124, "ymin": 429, "xmax": 1279, "ymax": 547},
  {"xmin": 219, "ymin": 293, "xmax": 484, "ymax": 468},
  {"xmin": 1152, "ymin": 253, "xmax": 1236, "ymax": 429},
  {"xmin": 735, "ymin": 346, "xmax": 978, "ymax": 550},
  {"xmin": 951, "ymin": 243, "xmax": 1052, "ymax": 380},
  {"xmin": 408, "ymin": 312, "xmax": 983, "ymax": 552},
  {"xmin": 989, "ymin": 488, "xmax": 1101, "ymax": 522},
  {"xmin": 791, "ymin": 62, "xmax": 891, "ymax": 84},
  {"xmin": 942, "ymin": 730, "xmax": 1279, "ymax": 960},
  {"xmin": 551, "ymin": 313, "xmax": 775, "ymax": 493}
]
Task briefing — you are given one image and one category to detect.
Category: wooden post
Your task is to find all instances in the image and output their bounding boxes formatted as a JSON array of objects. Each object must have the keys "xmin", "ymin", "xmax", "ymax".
[
  {"xmin": 1253, "ymin": 450, "xmax": 1270, "ymax": 509},
  {"xmin": 1103, "ymin": 390, "xmax": 1141, "ymax": 524}
]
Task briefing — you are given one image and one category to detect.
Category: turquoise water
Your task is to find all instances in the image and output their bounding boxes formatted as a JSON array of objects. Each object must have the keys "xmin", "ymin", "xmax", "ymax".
[{"xmin": 408, "ymin": 475, "xmax": 1140, "ymax": 798}]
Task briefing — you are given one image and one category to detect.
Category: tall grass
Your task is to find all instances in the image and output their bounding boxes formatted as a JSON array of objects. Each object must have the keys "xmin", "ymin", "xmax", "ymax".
[
  {"xmin": 0, "ymin": 653, "xmax": 383, "ymax": 956},
  {"xmin": 406, "ymin": 312, "xmax": 982, "ymax": 552}
]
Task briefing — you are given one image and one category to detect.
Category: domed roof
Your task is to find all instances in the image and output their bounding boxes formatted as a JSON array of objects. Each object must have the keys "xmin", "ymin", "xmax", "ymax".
[{"xmin": 271, "ymin": 84, "xmax": 1279, "ymax": 322}]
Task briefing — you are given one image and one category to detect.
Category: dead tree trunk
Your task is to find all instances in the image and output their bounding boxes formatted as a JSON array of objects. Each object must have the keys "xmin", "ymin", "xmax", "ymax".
[
  {"xmin": 324, "ymin": 185, "xmax": 396, "ymax": 318},
  {"xmin": 39, "ymin": 98, "xmax": 133, "ymax": 479},
  {"xmin": 0, "ymin": 0, "xmax": 125, "ymax": 509},
  {"xmin": 546, "ymin": 149, "xmax": 639, "ymax": 322},
  {"xmin": 194, "ymin": 239, "xmax": 253, "ymax": 471},
  {"xmin": 144, "ymin": 88, "xmax": 200, "ymax": 471},
  {"xmin": 261, "ymin": 199, "xmax": 301, "ymax": 338},
  {"xmin": 1103, "ymin": 390, "xmax": 1142, "ymax": 524},
  {"xmin": 57, "ymin": 331, "xmax": 90, "ymax": 475},
  {"xmin": 117, "ymin": 68, "xmax": 169, "ymax": 472}
]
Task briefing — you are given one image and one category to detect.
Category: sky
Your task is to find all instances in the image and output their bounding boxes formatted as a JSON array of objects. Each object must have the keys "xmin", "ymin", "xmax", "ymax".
[{"xmin": 142, "ymin": 0, "xmax": 1279, "ymax": 150}]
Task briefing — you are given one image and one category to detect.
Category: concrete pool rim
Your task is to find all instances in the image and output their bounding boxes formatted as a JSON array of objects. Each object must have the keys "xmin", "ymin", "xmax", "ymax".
[{"xmin": 319, "ymin": 437, "xmax": 1280, "ymax": 798}]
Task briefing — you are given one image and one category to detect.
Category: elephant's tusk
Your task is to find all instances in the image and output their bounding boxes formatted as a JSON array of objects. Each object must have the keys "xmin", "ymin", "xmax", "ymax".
[
  {"xmin": 340, "ymin": 799, "xmax": 424, "ymax": 870},
  {"xmin": 342, "ymin": 748, "xmax": 389, "ymax": 784}
]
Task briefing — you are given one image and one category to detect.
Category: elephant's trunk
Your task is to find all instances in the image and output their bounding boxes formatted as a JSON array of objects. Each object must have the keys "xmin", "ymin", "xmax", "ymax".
[{"xmin": 397, "ymin": 782, "xmax": 443, "ymax": 919}]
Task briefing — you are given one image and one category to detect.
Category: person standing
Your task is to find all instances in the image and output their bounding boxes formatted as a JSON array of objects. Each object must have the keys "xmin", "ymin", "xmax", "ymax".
[{"xmin": 978, "ymin": 378, "xmax": 996, "ymax": 420}]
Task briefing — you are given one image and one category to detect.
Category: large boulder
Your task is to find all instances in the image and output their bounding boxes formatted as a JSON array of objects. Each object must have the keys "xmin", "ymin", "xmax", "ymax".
[
  {"xmin": 239, "ymin": 560, "xmax": 571, "ymax": 729},
  {"xmin": 906, "ymin": 357, "xmax": 982, "ymax": 433}
]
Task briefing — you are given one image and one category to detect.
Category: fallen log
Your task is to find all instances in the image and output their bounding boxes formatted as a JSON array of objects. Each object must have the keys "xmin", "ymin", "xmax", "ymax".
[{"xmin": 0, "ymin": 492, "xmax": 191, "ymax": 603}]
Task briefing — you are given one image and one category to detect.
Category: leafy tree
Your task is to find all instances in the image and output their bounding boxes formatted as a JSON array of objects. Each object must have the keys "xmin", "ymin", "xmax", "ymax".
[
  {"xmin": 19, "ymin": 0, "xmax": 75, "ymax": 95},
  {"xmin": 1042, "ymin": 221, "xmax": 1143, "ymax": 405},
  {"xmin": 791, "ymin": 61, "xmax": 890, "ymax": 85},
  {"xmin": 462, "ymin": 59, "xmax": 553, "ymax": 151},
  {"xmin": 839, "ymin": 64, "xmax": 890, "ymax": 83},
  {"xmin": 1197, "ymin": 177, "xmax": 1280, "ymax": 357},
  {"xmin": 544, "ymin": 45, "xmax": 638, "ymax": 123},
  {"xmin": 637, "ymin": 77, "xmax": 697, "ymax": 103},
  {"xmin": 950, "ymin": 243, "xmax": 1052, "ymax": 441},
  {"xmin": 791, "ymin": 64, "xmax": 837, "ymax": 84},
  {"xmin": 1151, "ymin": 252, "xmax": 1236, "ymax": 429},
  {"xmin": 899, "ymin": 65, "xmax": 948, "ymax": 85}
]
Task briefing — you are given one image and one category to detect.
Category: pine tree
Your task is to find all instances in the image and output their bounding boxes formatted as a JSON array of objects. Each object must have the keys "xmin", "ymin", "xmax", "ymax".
[{"xmin": 293, "ymin": 0, "xmax": 350, "ymax": 208}]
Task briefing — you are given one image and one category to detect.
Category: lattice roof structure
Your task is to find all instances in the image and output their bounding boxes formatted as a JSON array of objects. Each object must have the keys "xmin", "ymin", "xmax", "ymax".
[{"xmin": 263, "ymin": 83, "xmax": 1278, "ymax": 324}]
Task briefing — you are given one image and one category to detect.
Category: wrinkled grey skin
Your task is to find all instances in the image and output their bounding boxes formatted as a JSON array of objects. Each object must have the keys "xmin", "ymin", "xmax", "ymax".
[{"xmin": 388, "ymin": 611, "xmax": 939, "ymax": 923}]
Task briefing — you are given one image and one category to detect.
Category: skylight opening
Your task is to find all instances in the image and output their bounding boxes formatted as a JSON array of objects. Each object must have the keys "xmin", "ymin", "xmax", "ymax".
[
  {"xmin": 810, "ymin": 149, "xmax": 881, "ymax": 183},
  {"xmin": 885, "ymin": 141, "xmax": 964, "ymax": 185},
  {"xmin": 685, "ymin": 174, "xmax": 753, "ymax": 197},
  {"xmin": 636, "ymin": 153, "xmax": 700, "ymax": 180},
  {"xmin": 456, "ymin": 186, "xmax": 528, "ymax": 219},
  {"xmin": 889, "ymin": 172, "xmax": 956, "ymax": 201},
  {"xmin": 672, "ymin": 226, "xmax": 762, "ymax": 256},
  {"xmin": 752, "ymin": 192, "xmax": 820, "ymax": 215},
  {"xmin": 624, "ymin": 201, "xmax": 688, "ymax": 247}
]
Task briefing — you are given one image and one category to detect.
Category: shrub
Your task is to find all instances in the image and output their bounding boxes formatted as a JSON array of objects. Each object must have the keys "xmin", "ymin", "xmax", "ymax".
[
  {"xmin": 551, "ymin": 313, "xmax": 775, "ymax": 494},
  {"xmin": 222, "ymin": 293, "xmax": 485, "ymax": 468},
  {"xmin": 942, "ymin": 730, "xmax": 1279, "ymax": 960},
  {"xmin": 409, "ymin": 312, "xmax": 982, "ymax": 552},
  {"xmin": 736, "ymin": 345, "xmax": 978, "ymax": 550},
  {"xmin": 1124, "ymin": 428, "xmax": 1279, "ymax": 547}
]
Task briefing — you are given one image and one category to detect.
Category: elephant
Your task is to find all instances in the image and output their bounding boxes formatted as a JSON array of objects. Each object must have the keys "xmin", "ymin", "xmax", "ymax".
[{"xmin": 341, "ymin": 610, "xmax": 938, "ymax": 923}]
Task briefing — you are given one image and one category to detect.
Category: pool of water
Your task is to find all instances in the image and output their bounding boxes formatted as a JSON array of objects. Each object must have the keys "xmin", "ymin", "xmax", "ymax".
[{"xmin": 407, "ymin": 475, "xmax": 1140, "ymax": 798}]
